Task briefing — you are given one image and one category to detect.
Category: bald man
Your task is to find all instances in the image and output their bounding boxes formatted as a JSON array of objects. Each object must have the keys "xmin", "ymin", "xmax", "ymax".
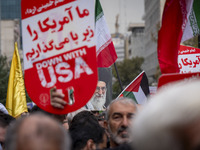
[{"xmin": 5, "ymin": 113, "xmax": 70, "ymax": 150}]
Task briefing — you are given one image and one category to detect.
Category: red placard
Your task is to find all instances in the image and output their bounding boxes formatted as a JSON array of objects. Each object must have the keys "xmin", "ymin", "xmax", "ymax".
[
  {"xmin": 21, "ymin": 0, "xmax": 97, "ymax": 114},
  {"xmin": 158, "ymin": 72, "xmax": 200, "ymax": 89}
]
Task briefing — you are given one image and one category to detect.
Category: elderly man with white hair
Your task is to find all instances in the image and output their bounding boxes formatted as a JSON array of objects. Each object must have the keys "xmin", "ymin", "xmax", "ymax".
[
  {"xmin": 105, "ymin": 97, "xmax": 137, "ymax": 148},
  {"xmin": 130, "ymin": 79, "xmax": 200, "ymax": 150},
  {"xmin": 86, "ymin": 81, "xmax": 107, "ymax": 111}
]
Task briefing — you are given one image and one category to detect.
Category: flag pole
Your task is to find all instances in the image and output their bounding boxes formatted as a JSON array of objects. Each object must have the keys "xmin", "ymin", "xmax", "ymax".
[{"xmin": 114, "ymin": 62, "xmax": 123, "ymax": 91}]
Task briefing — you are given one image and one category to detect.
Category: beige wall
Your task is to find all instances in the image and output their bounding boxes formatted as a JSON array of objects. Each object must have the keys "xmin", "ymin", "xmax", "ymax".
[{"xmin": 1, "ymin": 19, "xmax": 21, "ymax": 62}]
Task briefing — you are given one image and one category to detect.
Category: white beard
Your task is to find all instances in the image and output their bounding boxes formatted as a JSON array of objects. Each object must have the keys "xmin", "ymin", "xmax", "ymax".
[{"xmin": 91, "ymin": 93, "xmax": 106, "ymax": 110}]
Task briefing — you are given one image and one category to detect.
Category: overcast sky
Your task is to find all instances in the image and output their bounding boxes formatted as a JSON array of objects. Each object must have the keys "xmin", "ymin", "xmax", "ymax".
[{"xmin": 100, "ymin": 0, "xmax": 144, "ymax": 34}]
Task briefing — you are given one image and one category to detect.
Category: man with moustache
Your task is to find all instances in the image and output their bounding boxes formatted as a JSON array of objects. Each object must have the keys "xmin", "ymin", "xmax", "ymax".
[
  {"xmin": 105, "ymin": 97, "xmax": 137, "ymax": 148},
  {"xmin": 87, "ymin": 81, "xmax": 107, "ymax": 110}
]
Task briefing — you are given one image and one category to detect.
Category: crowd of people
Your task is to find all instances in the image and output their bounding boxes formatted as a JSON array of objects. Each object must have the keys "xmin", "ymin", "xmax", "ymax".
[{"xmin": 1, "ymin": 79, "xmax": 200, "ymax": 150}]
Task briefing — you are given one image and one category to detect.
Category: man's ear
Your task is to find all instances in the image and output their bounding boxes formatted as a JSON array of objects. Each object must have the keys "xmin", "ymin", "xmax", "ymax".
[
  {"xmin": 85, "ymin": 139, "xmax": 96, "ymax": 150},
  {"xmin": 104, "ymin": 120, "xmax": 111, "ymax": 138}
]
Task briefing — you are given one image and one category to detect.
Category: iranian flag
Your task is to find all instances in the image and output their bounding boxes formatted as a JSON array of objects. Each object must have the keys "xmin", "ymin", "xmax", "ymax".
[
  {"xmin": 182, "ymin": 0, "xmax": 200, "ymax": 42},
  {"xmin": 95, "ymin": 0, "xmax": 117, "ymax": 68},
  {"xmin": 117, "ymin": 71, "xmax": 150, "ymax": 105},
  {"xmin": 157, "ymin": 0, "xmax": 199, "ymax": 74}
]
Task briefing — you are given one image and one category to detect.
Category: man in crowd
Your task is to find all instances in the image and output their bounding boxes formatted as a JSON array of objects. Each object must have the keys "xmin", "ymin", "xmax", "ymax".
[
  {"xmin": 69, "ymin": 110, "xmax": 107, "ymax": 150},
  {"xmin": 105, "ymin": 97, "xmax": 137, "ymax": 148},
  {"xmin": 0, "ymin": 111, "xmax": 15, "ymax": 150},
  {"xmin": 5, "ymin": 113, "xmax": 70, "ymax": 150},
  {"xmin": 130, "ymin": 80, "xmax": 200, "ymax": 150}
]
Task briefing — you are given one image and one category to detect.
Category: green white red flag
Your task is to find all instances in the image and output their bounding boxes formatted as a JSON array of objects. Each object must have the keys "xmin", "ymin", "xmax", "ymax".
[
  {"xmin": 157, "ymin": 0, "xmax": 199, "ymax": 74},
  {"xmin": 117, "ymin": 71, "xmax": 150, "ymax": 104},
  {"xmin": 95, "ymin": 0, "xmax": 117, "ymax": 67}
]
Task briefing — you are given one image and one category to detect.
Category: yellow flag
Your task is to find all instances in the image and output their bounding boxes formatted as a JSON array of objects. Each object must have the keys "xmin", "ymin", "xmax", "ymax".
[{"xmin": 6, "ymin": 42, "xmax": 27, "ymax": 118}]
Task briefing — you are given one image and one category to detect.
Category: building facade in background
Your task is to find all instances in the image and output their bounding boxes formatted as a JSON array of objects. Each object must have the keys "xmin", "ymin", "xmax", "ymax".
[
  {"xmin": 1, "ymin": 0, "xmax": 21, "ymax": 19},
  {"xmin": 1, "ymin": 20, "xmax": 21, "ymax": 60},
  {"xmin": 128, "ymin": 23, "xmax": 145, "ymax": 59},
  {"xmin": 111, "ymin": 14, "xmax": 126, "ymax": 62},
  {"xmin": 112, "ymin": 34, "xmax": 125, "ymax": 62},
  {"xmin": 142, "ymin": 0, "xmax": 165, "ymax": 83},
  {"xmin": 0, "ymin": 0, "xmax": 21, "ymax": 61}
]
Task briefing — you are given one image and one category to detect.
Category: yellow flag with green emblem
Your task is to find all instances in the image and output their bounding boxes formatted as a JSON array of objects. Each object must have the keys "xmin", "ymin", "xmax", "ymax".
[{"xmin": 6, "ymin": 42, "xmax": 27, "ymax": 118}]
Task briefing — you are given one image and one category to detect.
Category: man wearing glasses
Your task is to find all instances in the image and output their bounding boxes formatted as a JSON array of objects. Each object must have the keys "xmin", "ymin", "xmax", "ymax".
[{"xmin": 89, "ymin": 81, "xmax": 107, "ymax": 111}]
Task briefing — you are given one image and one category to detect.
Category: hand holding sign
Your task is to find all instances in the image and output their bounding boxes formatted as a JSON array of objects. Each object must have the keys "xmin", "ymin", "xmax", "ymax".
[{"xmin": 50, "ymin": 87, "xmax": 66, "ymax": 109}]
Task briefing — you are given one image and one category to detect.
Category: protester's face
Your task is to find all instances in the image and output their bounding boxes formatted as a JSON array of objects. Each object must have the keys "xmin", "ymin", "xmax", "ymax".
[
  {"xmin": 95, "ymin": 81, "xmax": 106, "ymax": 97},
  {"xmin": 107, "ymin": 101, "xmax": 136, "ymax": 145}
]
